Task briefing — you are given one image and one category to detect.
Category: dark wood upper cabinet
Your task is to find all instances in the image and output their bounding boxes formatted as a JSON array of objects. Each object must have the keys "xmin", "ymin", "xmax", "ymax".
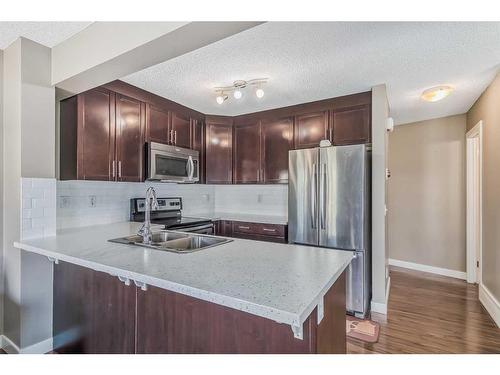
[
  {"xmin": 294, "ymin": 111, "xmax": 329, "ymax": 149},
  {"xmin": 146, "ymin": 104, "xmax": 170, "ymax": 144},
  {"xmin": 171, "ymin": 112, "xmax": 192, "ymax": 148},
  {"xmin": 233, "ymin": 122, "xmax": 261, "ymax": 184},
  {"xmin": 331, "ymin": 104, "xmax": 371, "ymax": 145},
  {"xmin": 71, "ymin": 88, "xmax": 116, "ymax": 181},
  {"xmin": 191, "ymin": 119, "xmax": 204, "ymax": 183},
  {"xmin": 205, "ymin": 118, "xmax": 233, "ymax": 184},
  {"xmin": 261, "ymin": 117, "xmax": 293, "ymax": 183},
  {"xmin": 115, "ymin": 94, "xmax": 145, "ymax": 182}
]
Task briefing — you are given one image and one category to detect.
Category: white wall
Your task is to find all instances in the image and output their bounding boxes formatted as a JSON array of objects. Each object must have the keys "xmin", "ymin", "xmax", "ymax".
[
  {"xmin": 2, "ymin": 38, "xmax": 55, "ymax": 350},
  {"xmin": 371, "ymin": 84, "xmax": 390, "ymax": 314}
]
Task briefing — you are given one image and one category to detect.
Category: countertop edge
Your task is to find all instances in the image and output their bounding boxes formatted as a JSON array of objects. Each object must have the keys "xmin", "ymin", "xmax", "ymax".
[{"xmin": 14, "ymin": 240, "xmax": 308, "ymax": 326}]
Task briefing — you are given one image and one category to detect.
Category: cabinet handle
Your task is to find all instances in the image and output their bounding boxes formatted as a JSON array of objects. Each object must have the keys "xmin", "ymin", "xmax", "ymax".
[
  {"xmin": 329, "ymin": 127, "xmax": 333, "ymax": 141},
  {"xmin": 174, "ymin": 131, "xmax": 177, "ymax": 145},
  {"xmin": 263, "ymin": 228, "xmax": 276, "ymax": 232},
  {"xmin": 169, "ymin": 130, "xmax": 174, "ymax": 144},
  {"xmin": 238, "ymin": 226, "xmax": 250, "ymax": 230},
  {"xmin": 112, "ymin": 160, "xmax": 116, "ymax": 179},
  {"xmin": 118, "ymin": 161, "xmax": 122, "ymax": 179}
]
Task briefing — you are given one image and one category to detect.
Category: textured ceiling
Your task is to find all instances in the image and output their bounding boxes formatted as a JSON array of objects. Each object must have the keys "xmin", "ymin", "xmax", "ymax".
[
  {"xmin": 0, "ymin": 22, "xmax": 92, "ymax": 50},
  {"xmin": 123, "ymin": 22, "xmax": 500, "ymax": 125}
]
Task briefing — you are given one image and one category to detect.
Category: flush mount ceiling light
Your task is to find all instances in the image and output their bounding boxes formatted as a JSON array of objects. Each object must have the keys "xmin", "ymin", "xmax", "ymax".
[
  {"xmin": 421, "ymin": 85, "xmax": 454, "ymax": 102},
  {"xmin": 214, "ymin": 78, "xmax": 268, "ymax": 104}
]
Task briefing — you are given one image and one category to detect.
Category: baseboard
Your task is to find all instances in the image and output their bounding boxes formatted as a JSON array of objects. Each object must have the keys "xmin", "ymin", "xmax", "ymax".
[
  {"xmin": 479, "ymin": 283, "xmax": 500, "ymax": 328},
  {"xmin": 370, "ymin": 276, "xmax": 391, "ymax": 315},
  {"xmin": 0, "ymin": 334, "xmax": 52, "ymax": 354},
  {"xmin": 389, "ymin": 258, "xmax": 467, "ymax": 280}
]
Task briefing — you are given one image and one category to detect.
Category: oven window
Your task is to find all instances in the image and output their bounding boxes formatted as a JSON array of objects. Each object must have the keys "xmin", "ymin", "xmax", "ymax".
[{"xmin": 155, "ymin": 155, "xmax": 188, "ymax": 177}]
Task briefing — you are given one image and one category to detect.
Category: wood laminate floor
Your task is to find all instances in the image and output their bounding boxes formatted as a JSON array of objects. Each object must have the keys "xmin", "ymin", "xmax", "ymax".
[{"xmin": 348, "ymin": 266, "xmax": 500, "ymax": 354}]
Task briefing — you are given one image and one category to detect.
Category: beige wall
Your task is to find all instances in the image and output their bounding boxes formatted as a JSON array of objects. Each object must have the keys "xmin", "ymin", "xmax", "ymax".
[
  {"xmin": 467, "ymin": 72, "xmax": 500, "ymax": 302},
  {"xmin": 388, "ymin": 114, "xmax": 466, "ymax": 272}
]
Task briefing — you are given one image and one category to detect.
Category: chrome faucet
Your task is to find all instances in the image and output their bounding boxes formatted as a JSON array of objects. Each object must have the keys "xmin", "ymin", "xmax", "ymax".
[{"xmin": 138, "ymin": 187, "xmax": 159, "ymax": 245}]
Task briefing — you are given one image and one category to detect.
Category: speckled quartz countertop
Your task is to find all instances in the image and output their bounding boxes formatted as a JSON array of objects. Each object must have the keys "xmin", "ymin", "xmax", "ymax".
[
  {"xmin": 190, "ymin": 212, "xmax": 288, "ymax": 225},
  {"xmin": 14, "ymin": 222, "xmax": 352, "ymax": 330}
]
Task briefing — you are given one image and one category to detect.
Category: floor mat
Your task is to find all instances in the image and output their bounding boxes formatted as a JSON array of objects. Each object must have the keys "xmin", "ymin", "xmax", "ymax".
[{"xmin": 346, "ymin": 315, "xmax": 380, "ymax": 343}]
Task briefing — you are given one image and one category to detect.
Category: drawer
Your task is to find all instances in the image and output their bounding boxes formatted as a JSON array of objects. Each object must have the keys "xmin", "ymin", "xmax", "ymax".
[
  {"xmin": 256, "ymin": 223, "xmax": 285, "ymax": 237},
  {"xmin": 232, "ymin": 221, "xmax": 259, "ymax": 234}
]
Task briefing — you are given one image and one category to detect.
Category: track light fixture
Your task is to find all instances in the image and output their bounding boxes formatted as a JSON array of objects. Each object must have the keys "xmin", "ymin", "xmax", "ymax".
[{"xmin": 214, "ymin": 78, "xmax": 268, "ymax": 104}]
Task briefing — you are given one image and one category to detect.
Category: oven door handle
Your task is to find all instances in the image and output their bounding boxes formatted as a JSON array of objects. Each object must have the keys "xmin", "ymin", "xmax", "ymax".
[{"xmin": 173, "ymin": 223, "xmax": 214, "ymax": 232}]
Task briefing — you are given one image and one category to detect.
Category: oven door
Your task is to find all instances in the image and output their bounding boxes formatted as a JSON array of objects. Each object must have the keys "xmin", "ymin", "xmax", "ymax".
[
  {"xmin": 147, "ymin": 142, "xmax": 199, "ymax": 183},
  {"xmin": 174, "ymin": 223, "xmax": 214, "ymax": 235}
]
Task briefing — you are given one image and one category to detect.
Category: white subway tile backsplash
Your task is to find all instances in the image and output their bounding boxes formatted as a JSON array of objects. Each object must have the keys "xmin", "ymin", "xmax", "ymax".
[
  {"xmin": 56, "ymin": 181, "xmax": 288, "ymax": 230},
  {"xmin": 21, "ymin": 177, "xmax": 57, "ymax": 240}
]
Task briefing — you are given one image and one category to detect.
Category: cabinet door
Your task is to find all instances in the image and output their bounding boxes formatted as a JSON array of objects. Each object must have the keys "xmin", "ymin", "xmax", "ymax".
[
  {"xmin": 146, "ymin": 104, "xmax": 170, "ymax": 144},
  {"xmin": 77, "ymin": 88, "xmax": 115, "ymax": 180},
  {"xmin": 294, "ymin": 111, "xmax": 328, "ymax": 149},
  {"xmin": 205, "ymin": 122, "xmax": 233, "ymax": 184},
  {"xmin": 115, "ymin": 94, "xmax": 145, "ymax": 182},
  {"xmin": 53, "ymin": 261, "xmax": 94, "ymax": 353},
  {"xmin": 91, "ymin": 271, "xmax": 136, "ymax": 354},
  {"xmin": 171, "ymin": 112, "xmax": 192, "ymax": 148},
  {"xmin": 233, "ymin": 122, "xmax": 261, "ymax": 184},
  {"xmin": 261, "ymin": 117, "xmax": 293, "ymax": 183},
  {"xmin": 331, "ymin": 105, "xmax": 371, "ymax": 145}
]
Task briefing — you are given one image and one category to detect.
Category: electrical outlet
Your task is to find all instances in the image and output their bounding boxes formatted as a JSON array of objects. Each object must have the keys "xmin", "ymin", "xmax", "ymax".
[{"xmin": 89, "ymin": 195, "xmax": 97, "ymax": 208}]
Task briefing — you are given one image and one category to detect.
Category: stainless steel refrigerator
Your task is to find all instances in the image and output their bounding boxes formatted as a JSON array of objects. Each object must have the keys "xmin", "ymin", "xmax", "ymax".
[{"xmin": 288, "ymin": 144, "xmax": 371, "ymax": 317}]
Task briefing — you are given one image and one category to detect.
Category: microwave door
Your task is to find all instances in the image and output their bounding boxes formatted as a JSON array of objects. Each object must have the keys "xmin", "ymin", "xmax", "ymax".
[{"xmin": 150, "ymin": 151, "xmax": 190, "ymax": 181}]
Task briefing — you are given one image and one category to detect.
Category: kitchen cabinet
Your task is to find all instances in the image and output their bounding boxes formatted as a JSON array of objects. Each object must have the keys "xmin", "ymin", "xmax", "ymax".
[
  {"xmin": 205, "ymin": 117, "xmax": 233, "ymax": 184},
  {"xmin": 233, "ymin": 121, "xmax": 261, "ymax": 184},
  {"xmin": 146, "ymin": 104, "xmax": 170, "ymax": 144},
  {"xmin": 294, "ymin": 111, "xmax": 329, "ymax": 149},
  {"xmin": 191, "ymin": 119, "xmax": 204, "ymax": 183},
  {"xmin": 261, "ymin": 117, "xmax": 293, "ymax": 183},
  {"xmin": 214, "ymin": 220, "xmax": 287, "ymax": 243},
  {"xmin": 331, "ymin": 104, "xmax": 371, "ymax": 145},
  {"xmin": 60, "ymin": 88, "xmax": 116, "ymax": 181},
  {"xmin": 60, "ymin": 88, "xmax": 145, "ymax": 182},
  {"xmin": 171, "ymin": 112, "xmax": 192, "ymax": 148},
  {"xmin": 115, "ymin": 94, "xmax": 145, "ymax": 182},
  {"xmin": 53, "ymin": 261, "xmax": 135, "ymax": 354}
]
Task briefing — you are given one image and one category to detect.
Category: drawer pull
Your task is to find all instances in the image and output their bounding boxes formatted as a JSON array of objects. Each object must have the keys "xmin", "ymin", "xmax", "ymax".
[
  {"xmin": 263, "ymin": 228, "xmax": 276, "ymax": 232},
  {"xmin": 238, "ymin": 226, "xmax": 250, "ymax": 230}
]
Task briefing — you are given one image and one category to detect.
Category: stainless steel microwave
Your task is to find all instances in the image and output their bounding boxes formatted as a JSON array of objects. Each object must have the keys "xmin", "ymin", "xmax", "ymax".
[{"xmin": 146, "ymin": 142, "xmax": 199, "ymax": 183}]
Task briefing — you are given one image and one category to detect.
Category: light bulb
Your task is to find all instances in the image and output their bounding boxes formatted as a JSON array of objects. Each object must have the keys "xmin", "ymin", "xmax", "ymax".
[
  {"xmin": 216, "ymin": 95, "xmax": 224, "ymax": 104},
  {"xmin": 233, "ymin": 89, "xmax": 242, "ymax": 99},
  {"xmin": 255, "ymin": 88, "xmax": 265, "ymax": 98}
]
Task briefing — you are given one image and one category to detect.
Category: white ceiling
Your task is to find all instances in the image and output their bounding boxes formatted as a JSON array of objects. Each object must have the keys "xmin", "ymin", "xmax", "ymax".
[
  {"xmin": 123, "ymin": 22, "xmax": 500, "ymax": 125},
  {"xmin": 0, "ymin": 22, "xmax": 92, "ymax": 50}
]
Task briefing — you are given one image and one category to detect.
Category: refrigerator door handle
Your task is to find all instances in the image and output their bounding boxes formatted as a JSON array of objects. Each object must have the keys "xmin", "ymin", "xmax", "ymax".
[
  {"xmin": 311, "ymin": 163, "xmax": 317, "ymax": 229},
  {"xmin": 320, "ymin": 163, "xmax": 327, "ymax": 230}
]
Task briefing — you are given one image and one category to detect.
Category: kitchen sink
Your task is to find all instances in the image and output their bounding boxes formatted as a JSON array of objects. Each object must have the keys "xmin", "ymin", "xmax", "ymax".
[{"xmin": 109, "ymin": 230, "xmax": 232, "ymax": 253}]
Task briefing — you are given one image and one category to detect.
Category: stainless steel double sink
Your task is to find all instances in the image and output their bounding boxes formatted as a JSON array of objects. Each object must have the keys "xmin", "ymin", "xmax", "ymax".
[{"xmin": 109, "ymin": 230, "xmax": 232, "ymax": 253}]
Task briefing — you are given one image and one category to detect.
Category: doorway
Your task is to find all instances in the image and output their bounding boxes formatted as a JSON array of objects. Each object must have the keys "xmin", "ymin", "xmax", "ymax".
[{"xmin": 466, "ymin": 121, "xmax": 483, "ymax": 284}]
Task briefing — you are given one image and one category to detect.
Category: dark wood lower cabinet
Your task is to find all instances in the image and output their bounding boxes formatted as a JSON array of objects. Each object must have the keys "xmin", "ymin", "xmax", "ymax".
[
  {"xmin": 136, "ymin": 272, "xmax": 346, "ymax": 354},
  {"xmin": 215, "ymin": 220, "xmax": 288, "ymax": 243},
  {"xmin": 53, "ymin": 261, "xmax": 346, "ymax": 354},
  {"xmin": 53, "ymin": 262, "xmax": 135, "ymax": 354}
]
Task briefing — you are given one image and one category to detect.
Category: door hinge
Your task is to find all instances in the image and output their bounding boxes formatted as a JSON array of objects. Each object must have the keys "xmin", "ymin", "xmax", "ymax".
[{"xmin": 477, "ymin": 260, "xmax": 480, "ymax": 268}]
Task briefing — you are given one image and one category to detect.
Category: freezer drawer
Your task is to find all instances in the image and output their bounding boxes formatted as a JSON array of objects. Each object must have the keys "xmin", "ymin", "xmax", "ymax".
[{"xmin": 346, "ymin": 251, "xmax": 370, "ymax": 317}]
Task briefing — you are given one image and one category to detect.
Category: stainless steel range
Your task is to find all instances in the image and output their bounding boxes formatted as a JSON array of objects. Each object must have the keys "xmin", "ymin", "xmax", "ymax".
[{"xmin": 130, "ymin": 197, "xmax": 214, "ymax": 235}]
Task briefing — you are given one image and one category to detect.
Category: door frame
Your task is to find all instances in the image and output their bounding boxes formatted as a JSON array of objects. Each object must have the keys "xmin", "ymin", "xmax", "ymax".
[{"xmin": 466, "ymin": 121, "xmax": 483, "ymax": 284}]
